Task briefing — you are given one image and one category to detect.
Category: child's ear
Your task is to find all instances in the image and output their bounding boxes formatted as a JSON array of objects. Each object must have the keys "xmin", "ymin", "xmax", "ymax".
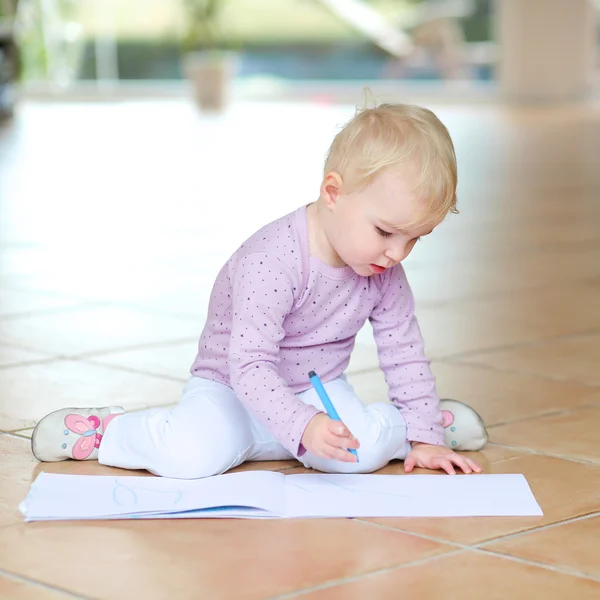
[{"xmin": 320, "ymin": 172, "xmax": 343, "ymax": 209}]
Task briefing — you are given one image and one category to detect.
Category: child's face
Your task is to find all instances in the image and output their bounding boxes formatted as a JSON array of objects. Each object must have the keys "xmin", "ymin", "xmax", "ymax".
[{"xmin": 323, "ymin": 163, "xmax": 439, "ymax": 277}]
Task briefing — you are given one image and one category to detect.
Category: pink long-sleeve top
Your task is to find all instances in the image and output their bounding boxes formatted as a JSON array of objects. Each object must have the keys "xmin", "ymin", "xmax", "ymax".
[{"xmin": 191, "ymin": 206, "xmax": 444, "ymax": 456}]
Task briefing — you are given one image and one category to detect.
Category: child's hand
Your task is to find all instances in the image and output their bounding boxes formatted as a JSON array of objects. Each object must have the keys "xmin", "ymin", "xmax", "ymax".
[
  {"xmin": 301, "ymin": 414, "xmax": 360, "ymax": 462},
  {"xmin": 404, "ymin": 442, "xmax": 483, "ymax": 475}
]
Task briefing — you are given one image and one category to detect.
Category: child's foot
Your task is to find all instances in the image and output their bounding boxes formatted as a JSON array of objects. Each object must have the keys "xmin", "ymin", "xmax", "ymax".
[
  {"xmin": 440, "ymin": 399, "xmax": 488, "ymax": 451},
  {"xmin": 31, "ymin": 406, "xmax": 124, "ymax": 462}
]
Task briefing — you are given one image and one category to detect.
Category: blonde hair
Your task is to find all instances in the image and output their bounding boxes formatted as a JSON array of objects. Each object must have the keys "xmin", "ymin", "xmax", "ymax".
[{"xmin": 324, "ymin": 103, "xmax": 458, "ymax": 226}]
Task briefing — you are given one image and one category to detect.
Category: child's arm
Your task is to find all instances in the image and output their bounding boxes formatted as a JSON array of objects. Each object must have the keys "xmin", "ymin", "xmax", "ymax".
[
  {"xmin": 226, "ymin": 252, "xmax": 321, "ymax": 457},
  {"xmin": 369, "ymin": 265, "xmax": 445, "ymax": 447}
]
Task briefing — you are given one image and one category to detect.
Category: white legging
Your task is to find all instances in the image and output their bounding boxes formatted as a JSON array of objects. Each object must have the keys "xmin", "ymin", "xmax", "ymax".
[{"xmin": 98, "ymin": 375, "xmax": 411, "ymax": 479}]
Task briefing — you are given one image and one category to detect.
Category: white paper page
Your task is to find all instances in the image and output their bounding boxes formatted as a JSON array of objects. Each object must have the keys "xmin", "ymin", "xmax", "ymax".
[
  {"xmin": 21, "ymin": 470, "xmax": 285, "ymax": 521},
  {"xmin": 284, "ymin": 473, "xmax": 543, "ymax": 517}
]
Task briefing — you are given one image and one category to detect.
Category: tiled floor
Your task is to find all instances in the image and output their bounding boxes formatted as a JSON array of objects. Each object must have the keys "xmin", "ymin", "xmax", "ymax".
[{"xmin": 1, "ymin": 97, "xmax": 599, "ymax": 599}]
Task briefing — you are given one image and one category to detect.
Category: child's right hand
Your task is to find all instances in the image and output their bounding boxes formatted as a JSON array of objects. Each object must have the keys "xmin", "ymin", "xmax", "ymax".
[{"xmin": 301, "ymin": 414, "xmax": 360, "ymax": 462}]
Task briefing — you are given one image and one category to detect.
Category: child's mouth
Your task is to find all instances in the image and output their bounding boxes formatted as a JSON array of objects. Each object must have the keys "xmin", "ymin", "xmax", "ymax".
[{"xmin": 370, "ymin": 264, "xmax": 386, "ymax": 274}]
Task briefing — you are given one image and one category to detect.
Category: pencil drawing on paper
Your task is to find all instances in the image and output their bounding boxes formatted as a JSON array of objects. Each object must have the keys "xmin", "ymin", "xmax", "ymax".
[
  {"xmin": 290, "ymin": 475, "xmax": 409, "ymax": 499},
  {"xmin": 112, "ymin": 478, "xmax": 184, "ymax": 507}
]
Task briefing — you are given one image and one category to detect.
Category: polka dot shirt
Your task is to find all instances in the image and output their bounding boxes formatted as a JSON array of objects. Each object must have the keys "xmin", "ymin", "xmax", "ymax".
[{"xmin": 191, "ymin": 206, "xmax": 444, "ymax": 456}]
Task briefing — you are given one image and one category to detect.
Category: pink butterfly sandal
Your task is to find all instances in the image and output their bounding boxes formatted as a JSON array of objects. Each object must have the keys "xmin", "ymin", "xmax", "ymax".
[
  {"xmin": 31, "ymin": 406, "xmax": 124, "ymax": 462},
  {"xmin": 439, "ymin": 399, "xmax": 488, "ymax": 451}
]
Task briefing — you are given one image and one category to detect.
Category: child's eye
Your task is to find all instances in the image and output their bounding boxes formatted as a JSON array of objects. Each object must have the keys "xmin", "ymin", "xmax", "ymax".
[{"xmin": 375, "ymin": 226, "xmax": 393, "ymax": 237}]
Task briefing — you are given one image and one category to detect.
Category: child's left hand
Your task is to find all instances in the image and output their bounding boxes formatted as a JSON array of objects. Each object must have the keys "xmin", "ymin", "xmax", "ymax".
[{"xmin": 404, "ymin": 442, "xmax": 483, "ymax": 475}]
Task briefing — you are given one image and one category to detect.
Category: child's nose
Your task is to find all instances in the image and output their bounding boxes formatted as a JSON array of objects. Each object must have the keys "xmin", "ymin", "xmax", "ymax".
[{"xmin": 385, "ymin": 242, "xmax": 406, "ymax": 263}]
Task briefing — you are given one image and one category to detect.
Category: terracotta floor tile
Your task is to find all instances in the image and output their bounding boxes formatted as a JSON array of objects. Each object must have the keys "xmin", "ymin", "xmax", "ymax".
[
  {"xmin": 461, "ymin": 333, "xmax": 600, "ymax": 386},
  {"xmin": 366, "ymin": 453, "xmax": 600, "ymax": 545},
  {"xmin": 494, "ymin": 285, "xmax": 600, "ymax": 332},
  {"xmin": 415, "ymin": 304, "xmax": 546, "ymax": 359},
  {"xmin": 87, "ymin": 339, "xmax": 200, "ymax": 381},
  {"xmin": 0, "ymin": 360, "xmax": 184, "ymax": 430},
  {"xmin": 0, "ymin": 435, "xmax": 39, "ymax": 526},
  {"xmin": 431, "ymin": 362, "xmax": 600, "ymax": 426},
  {"xmin": 486, "ymin": 515, "xmax": 600, "ymax": 579},
  {"xmin": 300, "ymin": 550, "xmax": 600, "ymax": 600},
  {"xmin": 0, "ymin": 306, "xmax": 198, "ymax": 356},
  {"xmin": 347, "ymin": 362, "xmax": 600, "ymax": 424},
  {"xmin": 0, "ymin": 344, "xmax": 54, "ymax": 368},
  {"xmin": 229, "ymin": 460, "xmax": 303, "ymax": 473},
  {"xmin": 0, "ymin": 520, "xmax": 452, "ymax": 600},
  {"xmin": 417, "ymin": 293, "xmax": 600, "ymax": 360},
  {"xmin": 406, "ymin": 251, "xmax": 600, "ymax": 307},
  {"xmin": 0, "ymin": 576, "xmax": 73, "ymax": 600},
  {"xmin": 490, "ymin": 405, "xmax": 600, "ymax": 463}
]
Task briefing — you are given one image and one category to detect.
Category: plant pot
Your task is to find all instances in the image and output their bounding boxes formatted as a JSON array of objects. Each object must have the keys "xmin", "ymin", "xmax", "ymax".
[
  {"xmin": 182, "ymin": 51, "xmax": 236, "ymax": 112},
  {"xmin": 0, "ymin": 21, "xmax": 18, "ymax": 121}
]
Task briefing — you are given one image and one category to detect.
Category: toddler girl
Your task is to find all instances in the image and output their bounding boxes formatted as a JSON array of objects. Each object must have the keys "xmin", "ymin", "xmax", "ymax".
[{"xmin": 32, "ymin": 103, "xmax": 488, "ymax": 478}]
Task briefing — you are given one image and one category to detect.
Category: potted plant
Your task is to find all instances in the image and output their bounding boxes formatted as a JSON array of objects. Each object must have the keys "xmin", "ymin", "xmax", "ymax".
[
  {"xmin": 0, "ymin": 0, "xmax": 19, "ymax": 121},
  {"xmin": 180, "ymin": 0, "xmax": 236, "ymax": 112}
]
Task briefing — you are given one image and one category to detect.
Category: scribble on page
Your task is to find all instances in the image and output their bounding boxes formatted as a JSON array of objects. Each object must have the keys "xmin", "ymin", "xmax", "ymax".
[
  {"xmin": 291, "ymin": 475, "xmax": 409, "ymax": 499},
  {"xmin": 113, "ymin": 479, "xmax": 184, "ymax": 507}
]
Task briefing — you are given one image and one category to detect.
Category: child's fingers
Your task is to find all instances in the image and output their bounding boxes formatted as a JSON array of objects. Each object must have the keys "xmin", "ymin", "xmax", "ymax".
[
  {"xmin": 450, "ymin": 454, "xmax": 473, "ymax": 474},
  {"xmin": 328, "ymin": 420, "xmax": 351, "ymax": 436},
  {"xmin": 436, "ymin": 458, "xmax": 456, "ymax": 475},
  {"xmin": 466, "ymin": 457, "xmax": 484, "ymax": 473},
  {"xmin": 404, "ymin": 455, "xmax": 417, "ymax": 473},
  {"xmin": 327, "ymin": 430, "xmax": 360, "ymax": 449},
  {"xmin": 336, "ymin": 435, "xmax": 360, "ymax": 449},
  {"xmin": 327, "ymin": 421, "xmax": 359, "ymax": 447},
  {"xmin": 324, "ymin": 444, "xmax": 358, "ymax": 462}
]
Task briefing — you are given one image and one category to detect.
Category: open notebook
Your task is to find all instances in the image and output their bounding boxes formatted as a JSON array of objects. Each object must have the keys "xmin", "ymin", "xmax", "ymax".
[{"xmin": 19, "ymin": 471, "xmax": 543, "ymax": 521}]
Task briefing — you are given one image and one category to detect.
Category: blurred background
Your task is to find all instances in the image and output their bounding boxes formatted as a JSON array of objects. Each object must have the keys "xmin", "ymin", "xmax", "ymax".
[
  {"xmin": 0, "ymin": 0, "xmax": 599, "ymax": 338},
  {"xmin": 2, "ymin": 0, "xmax": 498, "ymax": 107},
  {"xmin": 0, "ymin": 0, "xmax": 598, "ymax": 317},
  {"xmin": 0, "ymin": 0, "xmax": 597, "ymax": 110}
]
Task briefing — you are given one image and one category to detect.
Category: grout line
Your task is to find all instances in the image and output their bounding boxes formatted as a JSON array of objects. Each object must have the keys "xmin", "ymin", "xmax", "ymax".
[
  {"xmin": 0, "ymin": 341, "xmax": 58, "ymax": 355},
  {"xmin": 269, "ymin": 521, "xmax": 600, "ymax": 600},
  {"xmin": 0, "ymin": 568, "xmax": 93, "ymax": 599},
  {"xmin": 0, "ymin": 303, "xmax": 105, "ymax": 322},
  {"xmin": 101, "ymin": 300, "xmax": 204, "ymax": 322},
  {"xmin": 353, "ymin": 518, "xmax": 468, "ymax": 550},
  {"xmin": 434, "ymin": 327, "xmax": 600, "ymax": 363},
  {"xmin": 485, "ymin": 400, "xmax": 600, "ymax": 430},
  {"xmin": 414, "ymin": 277, "xmax": 600, "ymax": 310},
  {"xmin": 487, "ymin": 443, "xmax": 600, "ymax": 467},
  {"xmin": 472, "ymin": 547, "xmax": 600, "ymax": 584},
  {"xmin": 0, "ymin": 286, "xmax": 205, "ymax": 323},
  {"xmin": 475, "ymin": 511, "xmax": 600, "ymax": 549},
  {"xmin": 72, "ymin": 337, "xmax": 199, "ymax": 359},
  {"xmin": 76, "ymin": 358, "xmax": 189, "ymax": 384},
  {"xmin": 4, "ymin": 431, "xmax": 32, "ymax": 440},
  {"xmin": 265, "ymin": 549, "xmax": 466, "ymax": 600},
  {"xmin": 0, "ymin": 356, "xmax": 67, "ymax": 371},
  {"xmin": 0, "ymin": 298, "xmax": 201, "ymax": 324},
  {"xmin": 2, "ymin": 338, "xmax": 199, "ymax": 368},
  {"xmin": 358, "ymin": 508, "xmax": 600, "ymax": 562},
  {"xmin": 444, "ymin": 358, "xmax": 600, "ymax": 390}
]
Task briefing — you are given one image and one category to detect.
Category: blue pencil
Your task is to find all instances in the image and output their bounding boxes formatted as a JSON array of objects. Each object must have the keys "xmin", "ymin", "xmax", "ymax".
[{"xmin": 308, "ymin": 370, "xmax": 359, "ymax": 461}]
